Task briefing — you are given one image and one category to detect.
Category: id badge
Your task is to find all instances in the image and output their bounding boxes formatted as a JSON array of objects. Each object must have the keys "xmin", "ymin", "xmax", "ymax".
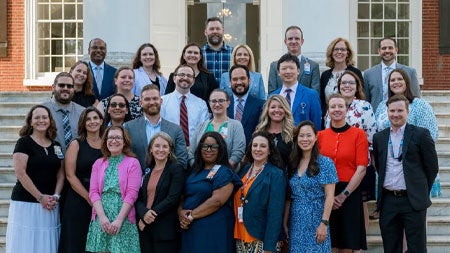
[
  {"xmin": 237, "ymin": 206, "xmax": 244, "ymax": 223},
  {"xmin": 54, "ymin": 145, "xmax": 64, "ymax": 159},
  {"xmin": 304, "ymin": 62, "xmax": 311, "ymax": 74}
]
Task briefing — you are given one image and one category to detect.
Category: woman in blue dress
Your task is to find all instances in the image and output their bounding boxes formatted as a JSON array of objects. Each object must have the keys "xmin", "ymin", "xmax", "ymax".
[
  {"xmin": 179, "ymin": 131, "xmax": 242, "ymax": 253},
  {"xmin": 284, "ymin": 120, "xmax": 338, "ymax": 253}
]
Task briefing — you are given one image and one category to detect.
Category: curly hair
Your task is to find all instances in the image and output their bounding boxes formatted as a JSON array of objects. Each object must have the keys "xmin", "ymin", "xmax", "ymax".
[
  {"xmin": 242, "ymin": 131, "xmax": 284, "ymax": 170},
  {"xmin": 19, "ymin": 105, "xmax": 57, "ymax": 140}
]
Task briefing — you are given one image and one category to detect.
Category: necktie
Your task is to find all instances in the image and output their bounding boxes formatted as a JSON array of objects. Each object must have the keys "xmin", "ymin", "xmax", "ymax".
[
  {"xmin": 60, "ymin": 109, "xmax": 72, "ymax": 148},
  {"xmin": 96, "ymin": 66, "xmax": 103, "ymax": 95},
  {"xmin": 235, "ymin": 98, "xmax": 244, "ymax": 122},
  {"xmin": 180, "ymin": 95, "xmax": 189, "ymax": 146},
  {"xmin": 383, "ymin": 66, "xmax": 393, "ymax": 100},
  {"xmin": 285, "ymin": 88, "xmax": 292, "ymax": 107}
]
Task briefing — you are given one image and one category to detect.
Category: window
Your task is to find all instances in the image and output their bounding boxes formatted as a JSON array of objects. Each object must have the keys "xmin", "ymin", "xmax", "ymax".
[{"xmin": 356, "ymin": 0, "xmax": 410, "ymax": 70}]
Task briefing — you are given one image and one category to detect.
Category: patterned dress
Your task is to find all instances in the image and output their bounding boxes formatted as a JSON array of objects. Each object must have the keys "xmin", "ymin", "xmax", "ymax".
[
  {"xmin": 101, "ymin": 95, "xmax": 143, "ymax": 119},
  {"xmin": 86, "ymin": 155, "xmax": 140, "ymax": 253},
  {"xmin": 375, "ymin": 97, "xmax": 441, "ymax": 197},
  {"xmin": 289, "ymin": 156, "xmax": 338, "ymax": 253}
]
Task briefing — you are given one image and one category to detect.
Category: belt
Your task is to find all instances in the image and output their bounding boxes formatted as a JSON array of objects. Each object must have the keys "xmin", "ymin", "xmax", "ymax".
[{"xmin": 383, "ymin": 188, "xmax": 407, "ymax": 197}]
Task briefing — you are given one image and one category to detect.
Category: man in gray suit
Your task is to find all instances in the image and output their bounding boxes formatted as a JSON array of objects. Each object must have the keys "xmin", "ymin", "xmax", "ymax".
[
  {"xmin": 363, "ymin": 37, "xmax": 421, "ymax": 111},
  {"xmin": 124, "ymin": 84, "xmax": 188, "ymax": 171},
  {"xmin": 268, "ymin": 25, "xmax": 320, "ymax": 94}
]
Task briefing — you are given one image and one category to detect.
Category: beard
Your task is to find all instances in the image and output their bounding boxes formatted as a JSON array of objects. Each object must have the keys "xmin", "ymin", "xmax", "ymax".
[
  {"xmin": 143, "ymin": 104, "xmax": 161, "ymax": 116},
  {"xmin": 53, "ymin": 91, "xmax": 73, "ymax": 105},
  {"xmin": 232, "ymin": 85, "xmax": 250, "ymax": 97},
  {"xmin": 207, "ymin": 34, "xmax": 223, "ymax": 46}
]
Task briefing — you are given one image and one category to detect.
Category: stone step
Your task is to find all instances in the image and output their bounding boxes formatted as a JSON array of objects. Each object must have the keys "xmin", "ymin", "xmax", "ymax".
[
  {"xmin": 428, "ymin": 101, "xmax": 450, "ymax": 114},
  {"xmin": 368, "ymin": 198, "xmax": 450, "ymax": 216},
  {"xmin": 0, "ymin": 139, "xmax": 16, "ymax": 153},
  {"xmin": 0, "ymin": 236, "xmax": 4, "ymax": 253},
  {"xmin": 367, "ymin": 216, "xmax": 450, "ymax": 236},
  {"xmin": 366, "ymin": 235, "xmax": 450, "ymax": 253},
  {"xmin": 0, "ymin": 127, "xmax": 20, "ymax": 140},
  {"xmin": 0, "ymin": 92, "xmax": 51, "ymax": 103},
  {"xmin": 442, "ymin": 182, "xmax": 450, "ymax": 198},
  {"xmin": 435, "ymin": 113, "xmax": 450, "ymax": 125},
  {"xmin": 0, "ymin": 102, "xmax": 42, "ymax": 115},
  {"xmin": 0, "ymin": 114, "xmax": 25, "ymax": 126},
  {"xmin": 422, "ymin": 90, "xmax": 450, "ymax": 103},
  {"xmin": 0, "ymin": 168, "xmax": 15, "ymax": 184},
  {"xmin": 439, "ymin": 167, "xmax": 450, "ymax": 181},
  {"xmin": 0, "ymin": 200, "xmax": 9, "ymax": 218},
  {"xmin": 437, "ymin": 150, "xmax": 450, "ymax": 167},
  {"xmin": 436, "ymin": 137, "xmax": 450, "ymax": 151},
  {"xmin": 0, "ymin": 154, "xmax": 13, "ymax": 168},
  {"xmin": 439, "ymin": 125, "xmax": 450, "ymax": 138},
  {"xmin": 0, "ymin": 184, "xmax": 13, "ymax": 200},
  {"xmin": 0, "ymin": 217, "xmax": 6, "ymax": 238}
]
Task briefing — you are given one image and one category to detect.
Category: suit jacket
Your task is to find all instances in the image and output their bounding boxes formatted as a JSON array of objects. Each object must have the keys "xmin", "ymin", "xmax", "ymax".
[
  {"xmin": 270, "ymin": 84, "xmax": 322, "ymax": 129},
  {"xmin": 227, "ymin": 95, "xmax": 265, "ymax": 145},
  {"xmin": 268, "ymin": 56, "xmax": 320, "ymax": 95},
  {"xmin": 123, "ymin": 117, "xmax": 188, "ymax": 170},
  {"xmin": 373, "ymin": 124, "xmax": 438, "ymax": 211},
  {"xmin": 363, "ymin": 63, "xmax": 421, "ymax": 111},
  {"xmin": 90, "ymin": 62, "xmax": 117, "ymax": 100},
  {"xmin": 135, "ymin": 161, "xmax": 185, "ymax": 240},
  {"xmin": 238, "ymin": 162, "xmax": 286, "ymax": 252}
]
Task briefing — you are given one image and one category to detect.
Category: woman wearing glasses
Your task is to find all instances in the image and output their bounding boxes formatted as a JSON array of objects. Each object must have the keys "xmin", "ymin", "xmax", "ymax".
[
  {"xmin": 97, "ymin": 66, "xmax": 143, "ymax": 120},
  {"xmin": 86, "ymin": 125, "xmax": 142, "ymax": 253},
  {"xmin": 320, "ymin": 38, "xmax": 363, "ymax": 122},
  {"xmin": 188, "ymin": 89, "xmax": 246, "ymax": 169},
  {"xmin": 104, "ymin": 94, "xmax": 132, "ymax": 126},
  {"xmin": 179, "ymin": 132, "xmax": 242, "ymax": 253},
  {"xmin": 165, "ymin": 43, "xmax": 218, "ymax": 104}
]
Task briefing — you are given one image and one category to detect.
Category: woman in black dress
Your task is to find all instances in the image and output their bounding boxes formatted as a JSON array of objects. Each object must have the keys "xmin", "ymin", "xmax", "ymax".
[{"xmin": 58, "ymin": 107, "xmax": 105, "ymax": 253}]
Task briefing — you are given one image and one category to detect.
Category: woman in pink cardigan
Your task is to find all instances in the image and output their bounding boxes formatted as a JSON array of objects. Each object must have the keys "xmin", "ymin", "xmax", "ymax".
[{"xmin": 86, "ymin": 125, "xmax": 142, "ymax": 253}]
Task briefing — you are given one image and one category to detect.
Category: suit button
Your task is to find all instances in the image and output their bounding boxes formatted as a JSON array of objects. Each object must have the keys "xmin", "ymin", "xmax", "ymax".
[{"xmin": 245, "ymin": 200, "xmax": 248, "ymax": 204}]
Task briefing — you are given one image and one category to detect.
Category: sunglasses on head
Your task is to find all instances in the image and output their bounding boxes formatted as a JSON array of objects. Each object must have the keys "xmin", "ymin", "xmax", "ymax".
[
  {"xmin": 57, "ymin": 83, "xmax": 74, "ymax": 89},
  {"xmin": 110, "ymin": 102, "xmax": 126, "ymax": 108}
]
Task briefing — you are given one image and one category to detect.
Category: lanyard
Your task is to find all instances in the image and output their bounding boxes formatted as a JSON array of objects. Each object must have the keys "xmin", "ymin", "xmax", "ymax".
[
  {"xmin": 388, "ymin": 134, "xmax": 403, "ymax": 161},
  {"xmin": 239, "ymin": 163, "xmax": 265, "ymax": 206}
]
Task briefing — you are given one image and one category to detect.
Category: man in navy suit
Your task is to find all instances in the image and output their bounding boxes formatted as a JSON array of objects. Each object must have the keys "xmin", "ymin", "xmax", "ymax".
[
  {"xmin": 363, "ymin": 37, "xmax": 421, "ymax": 111},
  {"xmin": 269, "ymin": 54, "xmax": 322, "ymax": 129},
  {"xmin": 88, "ymin": 38, "xmax": 117, "ymax": 100},
  {"xmin": 268, "ymin": 26, "xmax": 320, "ymax": 95},
  {"xmin": 226, "ymin": 65, "xmax": 264, "ymax": 146},
  {"xmin": 373, "ymin": 95, "xmax": 438, "ymax": 253}
]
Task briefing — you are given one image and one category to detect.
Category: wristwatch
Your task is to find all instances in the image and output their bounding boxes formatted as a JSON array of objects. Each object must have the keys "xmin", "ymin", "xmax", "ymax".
[
  {"xmin": 343, "ymin": 189, "xmax": 350, "ymax": 197},
  {"xmin": 321, "ymin": 219, "xmax": 329, "ymax": 226}
]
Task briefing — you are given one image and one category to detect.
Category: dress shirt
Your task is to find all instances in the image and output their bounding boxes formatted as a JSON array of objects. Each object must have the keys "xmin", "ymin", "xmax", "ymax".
[
  {"xmin": 280, "ymin": 82, "xmax": 298, "ymax": 108},
  {"xmin": 145, "ymin": 116, "xmax": 162, "ymax": 146},
  {"xmin": 233, "ymin": 92, "xmax": 249, "ymax": 117},
  {"xmin": 384, "ymin": 124, "xmax": 406, "ymax": 190},
  {"xmin": 161, "ymin": 90, "xmax": 209, "ymax": 142},
  {"xmin": 381, "ymin": 61, "xmax": 397, "ymax": 100},
  {"xmin": 202, "ymin": 43, "xmax": 233, "ymax": 84},
  {"xmin": 89, "ymin": 61, "xmax": 105, "ymax": 85}
]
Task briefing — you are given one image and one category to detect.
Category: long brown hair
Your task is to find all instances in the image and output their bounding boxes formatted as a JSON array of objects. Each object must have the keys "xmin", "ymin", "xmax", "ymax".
[
  {"xmin": 179, "ymin": 43, "xmax": 210, "ymax": 73},
  {"xmin": 69, "ymin": 61, "xmax": 95, "ymax": 96},
  {"xmin": 100, "ymin": 125, "xmax": 136, "ymax": 159},
  {"xmin": 387, "ymin": 68, "xmax": 415, "ymax": 103},
  {"xmin": 19, "ymin": 105, "xmax": 57, "ymax": 140},
  {"xmin": 77, "ymin": 107, "xmax": 106, "ymax": 141},
  {"xmin": 337, "ymin": 70, "xmax": 365, "ymax": 100},
  {"xmin": 131, "ymin": 43, "xmax": 162, "ymax": 75}
]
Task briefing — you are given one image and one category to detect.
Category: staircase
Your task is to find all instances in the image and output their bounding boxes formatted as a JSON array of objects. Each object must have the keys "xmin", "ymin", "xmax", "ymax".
[
  {"xmin": 0, "ymin": 92, "xmax": 51, "ymax": 252},
  {"xmin": 0, "ymin": 91, "xmax": 450, "ymax": 252}
]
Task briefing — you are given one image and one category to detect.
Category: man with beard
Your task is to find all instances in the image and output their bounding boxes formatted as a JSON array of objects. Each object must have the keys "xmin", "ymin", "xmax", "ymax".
[
  {"xmin": 226, "ymin": 65, "xmax": 264, "ymax": 145},
  {"xmin": 88, "ymin": 38, "xmax": 117, "ymax": 100},
  {"xmin": 268, "ymin": 26, "xmax": 320, "ymax": 95},
  {"xmin": 363, "ymin": 37, "xmax": 420, "ymax": 111},
  {"xmin": 42, "ymin": 72, "xmax": 85, "ymax": 154},
  {"xmin": 124, "ymin": 84, "xmax": 188, "ymax": 171},
  {"xmin": 201, "ymin": 17, "xmax": 233, "ymax": 84},
  {"xmin": 160, "ymin": 64, "xmax": 209, "ymax": 148}
]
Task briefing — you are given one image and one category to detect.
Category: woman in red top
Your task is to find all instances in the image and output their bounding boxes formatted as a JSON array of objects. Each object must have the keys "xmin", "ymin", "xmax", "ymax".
[{"xmin": 317, "ymin": 93, "xmax": 368, "ymax": 252}]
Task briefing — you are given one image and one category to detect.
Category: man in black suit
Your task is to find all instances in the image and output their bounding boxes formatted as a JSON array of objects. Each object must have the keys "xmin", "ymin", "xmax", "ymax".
[
  {"xmin": 373, "ymin": 95, "xmax": 438, "ymax": 253},
  {"xmin": 226, "ymin": 65, "xmax": 264, "ymax": 146},
  {"xmin": 88, "ymin": 38, "xmax": 117, "ymax": 100}
]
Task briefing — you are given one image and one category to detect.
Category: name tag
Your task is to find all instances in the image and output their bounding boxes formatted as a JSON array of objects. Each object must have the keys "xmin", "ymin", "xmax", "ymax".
[{"xmin": 304, "ymin": 62, "xmax": 311, "ymax": 74}]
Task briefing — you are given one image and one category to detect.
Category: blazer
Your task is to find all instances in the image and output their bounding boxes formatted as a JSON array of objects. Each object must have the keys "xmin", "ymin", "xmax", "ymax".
[
  {"xmin": 320, "ymin": 65, "xmax": 364, "ymax": 116},
  {"xmin": 270, "ymin": 84, "xmax": 322, "ymax": 129},
  {"xmin": 220, "ymin": 71, "xmax": 266, "ymax": 100},
  {"xmin": 89, "ymin": 155, "xmax": 142, "ymax": 223},
  {"xmin": 268, "ymin": 56, "xmax": 320, "ymax": 95},
  {"xmin": 373, "ymin": 124, "xmax": 438, "ymax": 211},
  {"xmin": 123, "ymin": 117, "xmax": 188, "ymax": 170},
  {"xmin": 227, "ymin": 95, "xmax": 265, "ymax": 145},
  {"xmin": 363, "ymin": 63, "xmax": 421, "ymax": 111},
  {"xmin": 135, "ymin": 161, "xmax": 185, "ymax": 240},
  {"xmin": 188, "ymin": 118, "xmax": 246, "ymax": 166},
  {"xmin": 90, "ymin": 62, "xmax": 117, "ymax": 100},
  {"xmin": 238, "ymin": 162, "xmax": 286, "ymax": 252}
]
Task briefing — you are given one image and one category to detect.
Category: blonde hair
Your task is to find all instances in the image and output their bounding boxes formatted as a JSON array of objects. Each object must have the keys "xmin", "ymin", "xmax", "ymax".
[
  {"xmin": 325, "ymin": 37, "xmax": 355, "ymax": 68},
  {"xmin": 230, "ymin": 44, "xmax": 256, "ymax": 72},
  {"xmin": 255, "ymin": 95, "xmax": 294, "ymax": 143}
]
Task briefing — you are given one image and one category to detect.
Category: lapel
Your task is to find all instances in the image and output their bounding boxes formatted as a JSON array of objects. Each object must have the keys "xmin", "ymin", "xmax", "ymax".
[
  {"xmin": 375, "ymin": 64, "xmax": 383, "ymax": 98},
  {"xmin": 378, "ymin": 129, "xmax": 390, "ymax": 180},
  {"xmin": 227, "ymin": 98, "xmax": 235, "ymax": 118},
  {"xmin": 89, "ymin": 64, "xmax": 100, "ymax": 98},
  {"xmin": 241, "ymin": 96, "xmax": 254, "ymax": 126},
  {"xmin": 153, "ymin": 162, "xmax": 171, "ymax": 201},
  {"xmin": 139, "ymin": 117, "xmax": 149, "ymax": 153},
  {"xmin": 402, "ymin": 124, "xmax": 413, "ymax": 164},
  {"xmin": 298, "ymin": 56, "xmax": 305, "ymax": 81},
  {"xmin": 246, "ymin": 163, "xmax": 271, "ymax": 197},
  {"xmin": 292, "ymin": 85, "xmax": 306, "ymax": 115}
]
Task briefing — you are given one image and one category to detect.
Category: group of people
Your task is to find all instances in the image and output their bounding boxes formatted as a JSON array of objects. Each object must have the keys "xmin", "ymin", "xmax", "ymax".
[{"xmin": 5, "ymin": 17, "xmax": 440, "ymax": 253}]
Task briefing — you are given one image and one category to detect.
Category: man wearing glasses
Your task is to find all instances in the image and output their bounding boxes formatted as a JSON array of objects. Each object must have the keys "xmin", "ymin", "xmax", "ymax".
[{"xmin": 42, "ymin": 72, "xmax": 84, "ymax": 154}]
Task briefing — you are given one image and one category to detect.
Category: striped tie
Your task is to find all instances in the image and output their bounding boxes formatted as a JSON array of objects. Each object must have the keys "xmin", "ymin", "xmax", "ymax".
[
  {"xmin": 60, "ymin": 109, "xmax": 72, "ymax": 148},
  {"xmin": 235, "ymin": 98, "xmax": 244, "ymax": 121},
  {"xmin": 285, "ymin": 88, "xmax": 292, "ymax": 107},
  {"xmin": 180, "ymin": 95, "xmax": 189, "ymax": 146}
]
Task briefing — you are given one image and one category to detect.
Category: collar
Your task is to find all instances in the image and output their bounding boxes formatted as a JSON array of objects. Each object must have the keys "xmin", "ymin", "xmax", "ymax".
[
  {"xmin": 390, "ymin": 123, "xmax": 406, "ymax": 135},
  {"xmin": 174, "ymin": 89, "xmax": 191, "ymax": 99},
  {"xmin": 331, "ymin": 123, "xmax": 351, "ymax": 133},
  {"xmin": 204, "ymin": 42, "xmax": 229, "ymax": 51},
  {"xmin": 144, "ymin": 115, "xmax": 161, "ymax": 127},
  {"xmin": 381, "ymin": 61, "xmax": 397, "ymax": 70},
  {"xmin": 233, "ymin": 92, "xmax": 249, "ymax": 103},
  {"xmin": 90, "ymin": 61, "xmax": 105, "ymax": 69},
  {"xmin": 281, "ymin": 82, "xmax": 299, "ymax": 94},
  {"xmin": 51, "ymin": 97, "xmax": 71, "ymax": 111}
]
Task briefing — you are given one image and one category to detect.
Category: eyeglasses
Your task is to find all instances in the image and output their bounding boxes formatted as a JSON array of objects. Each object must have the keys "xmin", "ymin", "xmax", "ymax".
[
  {"xmin": 333, "ymin": 48, "xmax": 347, "ymax": 52},
  {"xmin": 200, "ymin": 143, "xmax": 220, "ymax": 151},
  {"xmin": 340, "ymin": 80, "xmax": 357, "ymax": 86},
  {"xmin": 175, "ymin": 73, "xmax": 195, "ymax": 79},
  {"xmin": 209, "ymin": 99, "xmax": 228, "ymax": 104},
  {"xmin": 107, "ymin": 135, "xmax": 123, "ymax": 141},
  {"xmin": 109, "ymin": 102, "xmax": 126, "ymax": 108},
  {"xmin": 57, "ymin": 83, "xmax": 74, "ymax": 89}
]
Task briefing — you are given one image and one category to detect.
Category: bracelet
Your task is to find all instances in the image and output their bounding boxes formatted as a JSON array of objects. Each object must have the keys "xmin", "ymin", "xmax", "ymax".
[
  {"xmin": 38, "ymin": 194, "xmax": 44, "ymax": 202},
  {"xmin": 53, "ymin": 194, "xmax": 60, "ymax": 201}
]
